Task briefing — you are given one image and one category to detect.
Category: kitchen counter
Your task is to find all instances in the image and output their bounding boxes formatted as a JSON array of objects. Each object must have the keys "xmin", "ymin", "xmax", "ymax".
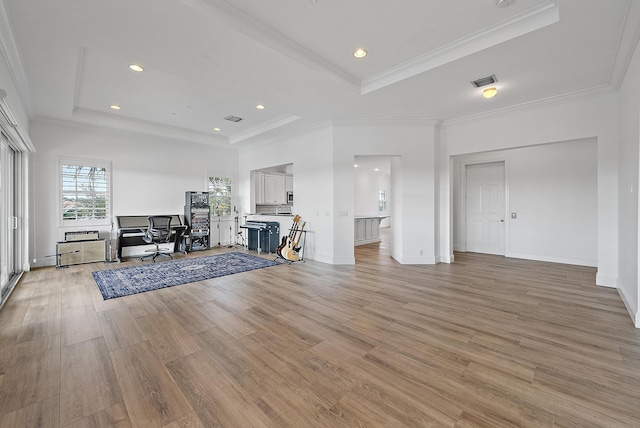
[{"xmin": 354, "ymin": 215, "xmax": 389, "ymax": 246}]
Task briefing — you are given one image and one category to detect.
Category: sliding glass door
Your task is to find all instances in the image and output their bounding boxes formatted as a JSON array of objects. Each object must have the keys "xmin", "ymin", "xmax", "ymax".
[{"xmin": 0, "ymin": 133, "xmax": 17, "ymax": 301}]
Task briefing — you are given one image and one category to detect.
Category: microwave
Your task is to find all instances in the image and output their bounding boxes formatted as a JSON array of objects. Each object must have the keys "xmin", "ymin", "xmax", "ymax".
[{"xmin": 286, "ymin": 191, "xmax": 293, "ymax": 203}]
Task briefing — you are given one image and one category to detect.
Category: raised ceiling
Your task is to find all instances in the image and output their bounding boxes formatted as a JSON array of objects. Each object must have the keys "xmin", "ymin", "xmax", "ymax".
[{"xmin": 1, "ymin": 0, "xmax": 637, "ymax": 148}]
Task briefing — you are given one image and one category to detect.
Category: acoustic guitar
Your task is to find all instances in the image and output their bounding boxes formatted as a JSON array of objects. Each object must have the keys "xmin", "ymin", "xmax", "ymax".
[
  {"xmin": 277, "ymin": 214, "xmax": 301, "ymax": 257},
  {"xmin": 282, "ymin": 220, "xmax": 305, "ymax": 262}
]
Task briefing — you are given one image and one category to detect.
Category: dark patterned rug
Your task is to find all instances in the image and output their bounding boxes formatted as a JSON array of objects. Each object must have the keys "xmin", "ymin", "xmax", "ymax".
[{"xmin": 92, "ymin": 252, "xmax": 278, "ymax": 299}]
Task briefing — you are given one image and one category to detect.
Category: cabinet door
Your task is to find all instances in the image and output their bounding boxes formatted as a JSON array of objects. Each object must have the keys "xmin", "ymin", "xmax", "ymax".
[
  {"xmin": 365, "ymin": 218, "xmax": 379, "ymax": 240},
  {"xmin": 285, "ymin": 175, "xmax": 293, "ymax": 192},
  {"xmin": 264, "ymin": 174, "xmax": 285, "ymax": 203},
  {"xmin": 254, "ymin": 171, "xmax": 264, "ymax": 204},
  {"xmin": 354, "ymin": 219, "xmax": 366, "ymax": 242}
]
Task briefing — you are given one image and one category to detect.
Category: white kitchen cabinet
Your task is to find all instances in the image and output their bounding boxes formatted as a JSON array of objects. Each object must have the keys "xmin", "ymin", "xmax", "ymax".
[
  {"xmin": 354, "ymin": 216, "xmax": 388, "ymax": 246},
  {"xmin": 354, "ymin": 219, "xmax": 366, "ymax": 242},
  {"xmin": 365, "ymin": 218, "xmax": 378, "ymax": 240},
  {"xmin": 285, "ymin": 175, "xmax": 293, "ymax": 192},
  {"xmin": 254, "ymin": 171, "xmax": 265, "ymax": 204},
  {"xmin": 263, "ymin": 174, "xmax": 286, "ymax": 204}
]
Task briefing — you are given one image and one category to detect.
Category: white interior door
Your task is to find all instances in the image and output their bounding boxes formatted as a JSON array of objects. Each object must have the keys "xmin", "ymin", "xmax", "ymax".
[{"xmin": 466, "ymin": 162, "xmax": 505, "ymax": 255}]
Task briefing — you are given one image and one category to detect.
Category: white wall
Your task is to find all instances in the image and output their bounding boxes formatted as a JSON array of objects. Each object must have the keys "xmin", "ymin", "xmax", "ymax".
[
  {"xmin": 618, "ymin": 34, "xmax": 640, "ymax": 327},
  {"xmin": 29, "ymin": 119, "xmax": 238, "ymax": 266},
  {"xmin": 441, "ymin": 93, "xmax": 620, "ymax": 287},
  {"xmin": 238, "ymin": 120, "xmax": 438, "ymax": 264},
  {"xmin": 238, "ymin": 123, "xmax": 335, "ymax": 263},
  {"xmin": 452, "ymin": 139, "xmax": 598, "ymax": 266},
  {"xmin": 354, "ymin": 169, "xmax": 390, "ymax": 223},
  {"xmin": 333, "ymin": 121, "xmax": 437, "ymax": 264}
]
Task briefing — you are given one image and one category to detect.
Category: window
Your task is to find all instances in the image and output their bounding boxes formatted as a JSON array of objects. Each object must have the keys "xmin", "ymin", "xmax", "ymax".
[
  {"xmin": 208, "ymin": 176, "xmax": 232, "ymax": 217},
  {"xmin": 378, "ymin": 189, "xmax": 387, "ymax": 213},
  {"xmin": 60, "ymin": 159, "xmax": 110, "ymax": 225}
]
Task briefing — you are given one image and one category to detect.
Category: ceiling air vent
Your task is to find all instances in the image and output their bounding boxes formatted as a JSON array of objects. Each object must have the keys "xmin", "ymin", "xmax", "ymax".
[
  {"xmin": 224, "ymin": 115, "xmax": 243, "ymax": 122},
  {"xmin": 471, "ymin": 75, "xmax": 497, "ymax": 88}
]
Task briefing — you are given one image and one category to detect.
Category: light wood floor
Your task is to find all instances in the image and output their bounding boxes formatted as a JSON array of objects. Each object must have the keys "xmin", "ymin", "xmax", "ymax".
[{"xmin": 0, "ymin": 235, "xmax": 639, "ymax": 427}]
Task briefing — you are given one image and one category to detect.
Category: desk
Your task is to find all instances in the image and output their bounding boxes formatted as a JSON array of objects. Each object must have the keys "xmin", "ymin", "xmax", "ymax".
[{"xmin": 116, "ymin": 215, "xmax": 188, "ymax": 259}]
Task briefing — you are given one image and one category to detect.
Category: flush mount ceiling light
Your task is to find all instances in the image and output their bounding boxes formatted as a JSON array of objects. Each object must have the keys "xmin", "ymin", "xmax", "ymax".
[
  {"xmin": 256, "ymin": 104, "xmax": 265, "ymax": 110},
  {"xmin": 483, "ymin": 87, "xmax": 498, "ymax": 98},
  {"xmin": 128, "ymin": 64, "xmax": 144, "ymax": 72},
  {"xmin": 353, "ymin": 48, "xmax": 367, "ymax": 58},
  {"xmin": 109, "ymin": 104, "xmax": 121, "ymax": 110}
]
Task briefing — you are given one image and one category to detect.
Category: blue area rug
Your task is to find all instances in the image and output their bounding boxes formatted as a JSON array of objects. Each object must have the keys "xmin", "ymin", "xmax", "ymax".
[{"xmin": 92, "ymin": 252, "xmax": 278, "ymax": 299}]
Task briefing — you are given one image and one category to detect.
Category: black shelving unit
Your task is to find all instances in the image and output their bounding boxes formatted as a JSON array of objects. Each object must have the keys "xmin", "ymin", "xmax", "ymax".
[{"xmin": 184, "ymin": 191, "xmax": 210, "ymax": 251}]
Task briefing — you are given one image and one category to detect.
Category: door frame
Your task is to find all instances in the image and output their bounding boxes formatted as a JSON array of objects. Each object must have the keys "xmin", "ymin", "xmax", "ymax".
[{"xmin": 460, "ymin": 158, "xmax": 510, "ymax": 254}]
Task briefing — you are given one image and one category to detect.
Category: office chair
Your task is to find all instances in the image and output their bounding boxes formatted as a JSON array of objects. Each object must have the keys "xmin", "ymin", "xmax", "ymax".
[{"xmin": 140, "ymin": 215, "xmax": 173, "ymax": 262}]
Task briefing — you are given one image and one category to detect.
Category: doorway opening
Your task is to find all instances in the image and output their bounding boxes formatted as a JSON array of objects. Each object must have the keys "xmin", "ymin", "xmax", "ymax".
[{"xmin": 353, "ymin": 155, "xmax": 393, "ymax": 262}]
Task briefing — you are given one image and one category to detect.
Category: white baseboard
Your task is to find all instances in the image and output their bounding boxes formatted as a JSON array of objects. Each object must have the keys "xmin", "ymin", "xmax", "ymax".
[
  {"xmin": 391, "ymin": 254, "xmax": 437, "ymax": 264},
  {"xmin": 595, "ymin": 273, "xmax": 619, "ymax": 288},
  {"xmin": 331, "ymin": 256, "xmax": 356, "ymax": 265},
  {"xmin": 505, "ymin": 251, "xmax": 597, "ymax": 268},
  {"xmin": 617, "ymin": 286, "xmax": 639, "ymax": 328},
  {"xmin": 438, "ymin": 253, "xmax": 455, "ymax": 264}
]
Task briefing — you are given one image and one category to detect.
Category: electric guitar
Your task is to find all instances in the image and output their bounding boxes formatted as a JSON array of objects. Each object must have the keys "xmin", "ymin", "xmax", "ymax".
[
  {"xmin": 282, "ymin": 220, "xmax": 305, "ymax": 262},
  {"xmin": 277, "ymin": 214, "xmax": 301, "ymax": 257}
]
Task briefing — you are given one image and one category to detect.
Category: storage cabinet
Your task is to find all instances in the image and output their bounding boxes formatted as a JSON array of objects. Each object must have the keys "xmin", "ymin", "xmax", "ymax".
[
  {"xmin": 254, "ymin": 171, "xmax": 264, "ymax": 204},
  {"xmin": 263, "ymin": 174, "xmax": 286, "ymax": 204},
  {"xmin": 285, "ymin": 175, "xmax": 293, "ymax": 192},
  {"xmin": 354, "ymin": 216, "xmax": 386, "ymax": 246}
]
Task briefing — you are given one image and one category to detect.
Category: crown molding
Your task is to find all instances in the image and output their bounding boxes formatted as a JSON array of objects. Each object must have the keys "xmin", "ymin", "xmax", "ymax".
[
  {"xmin": 331, "ymin": 118, "xmax": 440, "ymax": 127},
  {"xmin": 442, "ymin": 84, "xmax": 617, "ymax": 128},
  {"xmin": 361, "ymin": 1, "xmax": 559, "ymax": 95},
  {"xmin": 229, "ymin": 114, "xmax": 301, "ymax": 144},
  {"xmin": 177, "ymin": 0, "xmax": 360, "ymax": 89},
  {"xmin": 70, "ymin": 107, "xmax": 230, "ymax": 146},
  {"xmin": 0, "ymin": 0, "xmax": 35, "ymax": 118},
  {"xmin": 608, "ymin": 0, "xmax": 640, "ymax": 90}
]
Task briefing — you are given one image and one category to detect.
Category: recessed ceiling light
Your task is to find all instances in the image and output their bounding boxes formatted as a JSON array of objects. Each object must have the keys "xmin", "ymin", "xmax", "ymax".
[
  {"xmin": 128, "ymin": 64, "xmax": 144, "ymax": 72},
  {"xmin": 374, "ymin": 168, "xmax": 380, "ymax": 172},
  {"xmin": 110, "ymin": 104, "xmax": 121, "ymax": 110},
  {"xmin": 483, "ymin": 87, "xmax": 498, "ymax": 98},
  {"xmin": 213, "ymin": 127, "xmax": 221, "ymax": 132},
  {"xmin": 353, "ymin": 48, "xmax": 367, "ymax": 58},
  {"xmin": 256, "ymin": 104, "xmax": 265, "ymax": 110},
  {"xmin": 354, "ymin": 164, "xmax": 359, "ymax": 168}
]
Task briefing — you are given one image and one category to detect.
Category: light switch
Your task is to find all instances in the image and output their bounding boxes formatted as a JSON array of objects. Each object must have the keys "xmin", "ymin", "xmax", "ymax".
[{"xmin": 511, "ymin": 212, "xmax": 517, "ymax": 219}]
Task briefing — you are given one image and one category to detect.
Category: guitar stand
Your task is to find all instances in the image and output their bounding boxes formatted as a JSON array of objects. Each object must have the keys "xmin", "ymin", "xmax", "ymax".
[{"xmin": 275, "ymin": 229, "xmax": 307, "ymax": 264}]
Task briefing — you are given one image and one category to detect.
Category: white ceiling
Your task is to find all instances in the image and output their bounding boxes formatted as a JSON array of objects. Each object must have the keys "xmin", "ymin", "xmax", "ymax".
[{"xmin": 2, "ymin": 0, "xmax": 637, "ymax": 148}]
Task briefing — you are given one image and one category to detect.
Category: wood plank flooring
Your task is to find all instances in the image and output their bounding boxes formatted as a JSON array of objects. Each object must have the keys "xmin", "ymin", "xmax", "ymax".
[{"xmin": 0, "ymin": 232, "xmax": 639, "ymax": 427}]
